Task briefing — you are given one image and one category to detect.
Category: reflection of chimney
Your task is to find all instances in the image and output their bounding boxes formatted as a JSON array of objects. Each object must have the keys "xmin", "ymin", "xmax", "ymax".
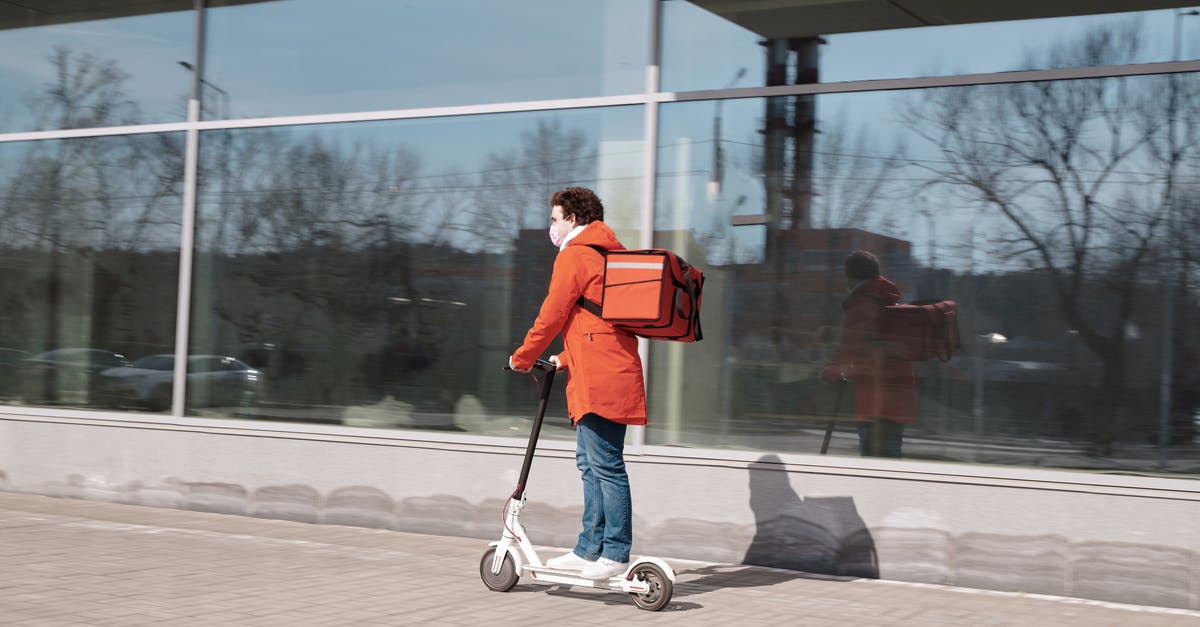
[
  {"xmin": 790, "ymin": 38, "xmax": 819, "ymax": 233},
  {"xmin": 762, "ymin": 36, "xmax": 820, "ymax": 269},
  {"xmin": 757, "ymin": 36, "xmax": 821, "ymax": 372}
]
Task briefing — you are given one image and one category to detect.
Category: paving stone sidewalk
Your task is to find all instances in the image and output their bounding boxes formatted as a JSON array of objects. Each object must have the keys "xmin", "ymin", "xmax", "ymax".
[{"xmin": 0, "ymin": 491, "xmax": 1196, "ymax": 626}]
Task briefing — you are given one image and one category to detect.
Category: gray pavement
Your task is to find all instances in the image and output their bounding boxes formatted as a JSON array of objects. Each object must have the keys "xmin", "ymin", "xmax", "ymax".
[{"xmin": 0, "ymin": 491, "xmax": 1197, "ymax": 626}]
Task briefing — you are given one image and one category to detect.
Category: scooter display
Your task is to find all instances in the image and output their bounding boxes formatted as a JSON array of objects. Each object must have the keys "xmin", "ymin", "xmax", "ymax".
[{"xmin": 480, "ymin": 358, "xmax": 675, "ymax": 611}]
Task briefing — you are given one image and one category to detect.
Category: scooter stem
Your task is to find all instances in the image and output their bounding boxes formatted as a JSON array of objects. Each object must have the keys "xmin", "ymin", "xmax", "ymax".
[{"xmin": 512, "ymin": 359, "xmax": 557, "ymax": 501}]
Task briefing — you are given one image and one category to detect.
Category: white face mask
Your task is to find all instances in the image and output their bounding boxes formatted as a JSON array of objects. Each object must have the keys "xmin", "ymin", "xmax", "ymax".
[{"xmin": 549, "ymin": 205, "xmax": 574, "ymax": 248}]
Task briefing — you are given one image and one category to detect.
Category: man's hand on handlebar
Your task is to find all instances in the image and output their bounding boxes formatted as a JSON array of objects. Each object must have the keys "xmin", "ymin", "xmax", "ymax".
[{"xmin": 507, "ymin": 356, "xmax": 559, "ymax": 373}]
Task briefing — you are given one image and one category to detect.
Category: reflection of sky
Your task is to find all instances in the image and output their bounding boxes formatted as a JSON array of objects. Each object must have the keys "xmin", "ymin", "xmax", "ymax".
[
  {"xmin": 203, "ymin": 0, "xmax": 649, "ymax": 118},
  {"xmin": 0, "ymin": 11, "xmax": 194, "ymax": 131},
  {"xmin": 0, "ymin": 0, "xmax": 649, "ymax": 130}
]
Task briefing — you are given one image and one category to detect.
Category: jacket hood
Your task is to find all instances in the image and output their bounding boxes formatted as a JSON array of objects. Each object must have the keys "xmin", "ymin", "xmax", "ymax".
[
  {"xmin": 849, "ymin": 276, "xmax": 902, "ymax": 307},
  {"xmin": 566, "ymin": 221, "xmax": 625, "ymax": 252}
]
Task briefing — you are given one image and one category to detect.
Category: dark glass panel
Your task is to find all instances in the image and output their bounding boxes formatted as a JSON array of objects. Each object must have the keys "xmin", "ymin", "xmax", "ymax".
[
  {"xmin": 0, "ymin": 134, "xmax": 184, "ymax": 410},
  {"xmin": 189, "ymin": 106, "xmax": 644, "ymax": 435}
]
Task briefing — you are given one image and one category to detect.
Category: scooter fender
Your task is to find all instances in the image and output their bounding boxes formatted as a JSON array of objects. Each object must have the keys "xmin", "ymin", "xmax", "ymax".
[
  {"xmin": 487, "ymin": 540, "xmax": 526, "ymax": 574},
  {"xmin": 627, "ymin": 556, "xmax": 676, "ymax": 581}
]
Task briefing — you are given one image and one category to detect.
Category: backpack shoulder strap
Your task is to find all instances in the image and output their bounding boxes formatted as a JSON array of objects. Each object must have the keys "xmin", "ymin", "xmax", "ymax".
[
  {"xmin": 577, "ymin": 295, "xmax": 602, "ymax": 317},
  {"xmin": 574, "ymin": 244, "xmax": 607, "ymax": 316}
]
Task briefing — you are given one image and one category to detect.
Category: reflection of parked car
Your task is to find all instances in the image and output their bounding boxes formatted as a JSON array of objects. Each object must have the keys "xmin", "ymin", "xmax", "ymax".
[
  {"xmin": 0, "ymin": 348, "xmax": 31, "ymax": 398},
  {"xmin": 20, "ymin": 348, "xmax": 132, "ymax": 404},
  {"xmin": 97, "ymin": 354, "xmax": 262, "ymax": 411}
]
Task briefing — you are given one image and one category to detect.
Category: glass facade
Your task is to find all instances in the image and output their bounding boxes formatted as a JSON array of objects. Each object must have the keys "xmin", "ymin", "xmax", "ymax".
[{"xmin": 1, "ymin": 0, "xmax": 1198, "ymax": 475}]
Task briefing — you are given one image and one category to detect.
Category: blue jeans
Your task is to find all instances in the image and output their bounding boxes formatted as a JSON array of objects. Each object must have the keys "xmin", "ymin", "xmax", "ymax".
[
  {"xmin": 572, "ymin": 413, "xmax": 631, "ymax": 563},
  {"xmin": 858, "ymin": 419, "xmax": 904, "ymax": 458}
]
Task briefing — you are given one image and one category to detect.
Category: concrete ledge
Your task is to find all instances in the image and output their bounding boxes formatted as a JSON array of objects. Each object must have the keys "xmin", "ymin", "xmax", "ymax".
[{"xmin": 0, "ymin": 411, "xmax": 1197, "ymax": 610}]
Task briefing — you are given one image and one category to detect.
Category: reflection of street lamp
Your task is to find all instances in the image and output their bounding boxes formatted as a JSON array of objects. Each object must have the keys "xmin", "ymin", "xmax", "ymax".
[
  {"xmin": 708, "ymin": 67, "xmax": 747, "ymax": 201},
  {"xmin": 178, "ymin": 62, "xmax": 234, "ymax": 253},
  {"xmin": 973, "ymin": 332, "xmax": 1008, "ymax": 435},
  {"xmin": 178, "ymin": 61, "xmax": 230, "ymax": 119}
]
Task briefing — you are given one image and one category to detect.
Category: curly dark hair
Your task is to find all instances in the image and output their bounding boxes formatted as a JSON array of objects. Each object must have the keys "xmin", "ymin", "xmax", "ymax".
[
  {"xmin": 550, "ymin": 187, "xmax": 604, "ymax": 225},
  {"xmin": 845, "ymin": 250, "xmax": 881, "ymax": 281}
]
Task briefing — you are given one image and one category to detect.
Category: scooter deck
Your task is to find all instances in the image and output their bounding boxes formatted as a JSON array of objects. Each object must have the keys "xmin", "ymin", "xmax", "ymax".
[{"xmin": 523, "ymin": 566, "xmax": 653, "ymax": 592}]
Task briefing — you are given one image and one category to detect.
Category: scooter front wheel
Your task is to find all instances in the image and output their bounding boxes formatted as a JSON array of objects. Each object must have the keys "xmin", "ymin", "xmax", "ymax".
[
  {"xmin": 479, "ymin": 547, "xmax": 520, "ymax": 592},
  {"xmin": 627, "ymin": 563, "xmax": 672, "ymax": 611}
]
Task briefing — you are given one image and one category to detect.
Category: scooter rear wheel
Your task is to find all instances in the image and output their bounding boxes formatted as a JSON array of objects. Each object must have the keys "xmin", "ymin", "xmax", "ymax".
[
  {"xmin": 627, "ymin": 563, "xmax": 672, "ymax": 611},
  {"xmin": 479, "ymin": 547, "xmax": 520, "ymax": 592}
]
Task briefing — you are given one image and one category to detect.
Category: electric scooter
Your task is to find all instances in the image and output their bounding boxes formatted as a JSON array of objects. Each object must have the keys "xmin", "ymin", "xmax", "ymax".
[{"xmin": 480, "ymin": 358, "xmax": 675, "ymax": 611}]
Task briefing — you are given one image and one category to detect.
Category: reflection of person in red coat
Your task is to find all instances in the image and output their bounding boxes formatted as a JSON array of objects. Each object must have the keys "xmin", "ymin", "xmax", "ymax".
[
  {"xmin": 509, "ymin": 187, "xmax": 646, "ymax": 581},
  {"xmin": 820, "ymin": 250, "xmax": 917, "ymax": 458}
]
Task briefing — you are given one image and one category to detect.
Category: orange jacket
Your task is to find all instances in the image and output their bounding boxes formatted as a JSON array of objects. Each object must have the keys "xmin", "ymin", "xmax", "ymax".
[
  {"xmin": 830, "ymin": 276, "xmax": 917, "ymax": 423},
  {"xmin": 511, "ymin": 222, "xmax": 648, "ymax": 425}
]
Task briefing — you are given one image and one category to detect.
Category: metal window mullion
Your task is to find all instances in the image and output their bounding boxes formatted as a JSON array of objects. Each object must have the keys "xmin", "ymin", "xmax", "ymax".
[
  {"xmin": 663, "ymin": 59, "xmax": 1200, "ymax": 103},
  {"xmin": 171, "ymin": 0, "xmax": 205, "ymax": 418},
  {"xmin": 172, "ymin": 112, "xmax": 198, "ymax": 418},
  {"xmin": 5, "ymin": 60, "xmax": 1200, "ymax": 146},
  {"xmin": 632, "ymin": 0, "xmax": 662, "ymax": 449}
]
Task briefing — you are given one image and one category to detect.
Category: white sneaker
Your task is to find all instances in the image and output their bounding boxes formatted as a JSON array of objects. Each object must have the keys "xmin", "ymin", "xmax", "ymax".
[
  {"xmin": 544, "ymin": 552, "xmax": 593, "ymax": 571},
  {"xmin": 580, "ymin": 557, "xmax": 628, "ymax": 580}
]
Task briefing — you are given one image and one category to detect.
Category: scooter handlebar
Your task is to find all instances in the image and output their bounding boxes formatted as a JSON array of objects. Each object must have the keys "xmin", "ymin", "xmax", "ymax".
[{"xmin": 505, "ymin": 358, "xmax": 557, "ymax": 373}]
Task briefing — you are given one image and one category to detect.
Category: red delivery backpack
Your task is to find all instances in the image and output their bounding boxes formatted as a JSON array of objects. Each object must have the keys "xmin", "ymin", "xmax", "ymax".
[
  {"xmin": 575, "ymin": 245, "xmax": 704, "ymax": 342},
  {"xmin": 880, "ymin": 299, "xmax": 958, "ymax": 361}
]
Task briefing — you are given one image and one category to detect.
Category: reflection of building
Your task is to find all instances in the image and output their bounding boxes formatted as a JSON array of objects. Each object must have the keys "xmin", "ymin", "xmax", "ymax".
[{"xmin": 2, "ymin": 1, "xmax": 1199, "ymax": 612}]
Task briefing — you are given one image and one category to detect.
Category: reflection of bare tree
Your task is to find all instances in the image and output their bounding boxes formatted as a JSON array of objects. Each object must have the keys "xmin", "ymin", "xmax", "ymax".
[
  {"xmin": 810, "ymin": 122, "xmax": 900, "ymax": 231},
  {"xmin": 905, "ymin": 24, "xmax": 1195, "ymax": 454},
  {"xmin": 196, "ymin": 130, "xmax": 449, "ymax": 403},
  {"xmin": 3, "ymin": 49, "xmax": 166, "ymax": 251},
  {"xmin": 1, "ymin": 48, "xmax": 179, "ymax": 355},
  {"xmin": 471, "ymin": 119, "xmax": 593, "ymax": 249},
  {"xmin": 210, "ymin": 134, "xmax": 424, "ymax": 253},
  {"xmin": 31, "ymin": 47, "xmax": 140, "ymax": 131}
]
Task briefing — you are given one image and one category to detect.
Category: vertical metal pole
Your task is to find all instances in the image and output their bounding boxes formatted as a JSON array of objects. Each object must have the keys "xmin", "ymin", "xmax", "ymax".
[
  {"xmin": 171, "ymin": 0, "xmax": 206, "ymax": 417},
  {"xmin": 632, "ymin": 0, "xmax": 661, "ymax": 448}
]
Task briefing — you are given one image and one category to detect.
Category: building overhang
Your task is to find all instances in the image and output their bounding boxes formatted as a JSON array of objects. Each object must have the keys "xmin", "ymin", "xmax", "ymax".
[
  {"xmin": 687, "ymin": 0, "xmax": 1199, "ymax": 39},
  {"xmin": 4, "ymin": 1, "xmax": 1197, "ymax": 33}
]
